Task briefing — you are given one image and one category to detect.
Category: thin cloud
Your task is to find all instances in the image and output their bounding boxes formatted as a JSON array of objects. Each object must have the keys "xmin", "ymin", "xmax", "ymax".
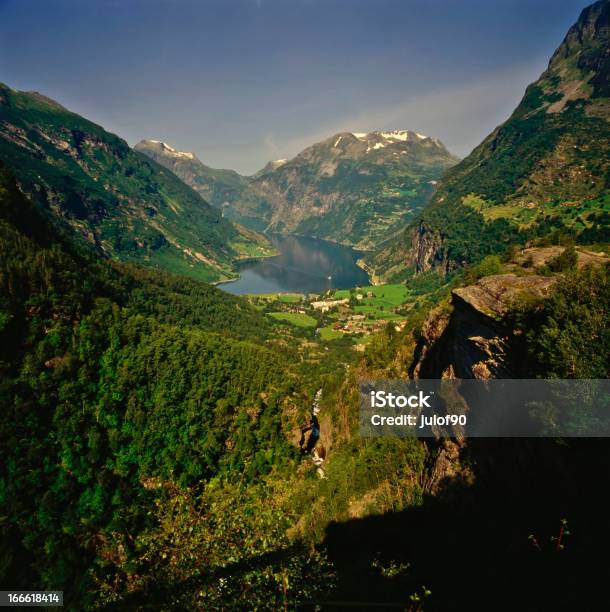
[{"xmin": 262, "ymin": 59, "xmax": 548, "ymax": 164}]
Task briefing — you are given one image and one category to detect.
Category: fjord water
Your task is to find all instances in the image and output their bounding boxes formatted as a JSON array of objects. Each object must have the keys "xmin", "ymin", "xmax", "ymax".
[{"xmin": 219, "ymin": 234, "xmax": 370, "ymax": 295}]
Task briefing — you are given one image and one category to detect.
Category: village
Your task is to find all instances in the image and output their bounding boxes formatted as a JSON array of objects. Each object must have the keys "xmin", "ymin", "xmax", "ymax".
[{"xmin": 244, "ymin": 283, "xmax": 412, "ymax": 346}]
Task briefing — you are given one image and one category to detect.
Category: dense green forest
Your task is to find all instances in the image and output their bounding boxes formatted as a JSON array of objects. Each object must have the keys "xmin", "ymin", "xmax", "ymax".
[
  {"xmin": 0, "ymin": 161, "xmax": 435, "ymax": 607},
  {"xmin": 507, "ymin": 264, "xmax": 609, "ymax": 378},
  {"xmin": 1, "ymin": 2, "xmax": 609, "ymax": 608},
  {"xmin": 2, "ymin": 157, "xmax": 609, "ymax": 609},
  {"xmin": 0, "ymin": 165, "xmax": 328, "ymax": 606}
]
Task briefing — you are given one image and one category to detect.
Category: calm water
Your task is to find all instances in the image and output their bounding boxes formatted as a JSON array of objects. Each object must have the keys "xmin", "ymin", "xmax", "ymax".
[{"xmin": 219, "ymin": 234, "xmax": 370, "ymax": 295}]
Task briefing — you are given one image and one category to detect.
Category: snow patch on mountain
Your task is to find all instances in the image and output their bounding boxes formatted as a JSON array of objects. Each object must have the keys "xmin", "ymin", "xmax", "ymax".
[
  {"xmin": 379, "ymin": 130, "xmax": 409, "ymax": 141},
  {"xmin": 160, "ymin": 142, "xmax": 195, "ymax": 159},
  {"xmin": 352, "ymin": 130, "xmax": 430, "ymax": 143},
  {"xmin": 141, "ymin": 139, "xmax": 195, "ymax": 159},
  {"xmin": 366, "ymin": 142, "xmax": 386, "ymax": 152}
]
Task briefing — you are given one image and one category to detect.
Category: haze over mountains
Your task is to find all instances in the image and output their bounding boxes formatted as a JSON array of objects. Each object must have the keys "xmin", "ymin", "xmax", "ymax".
[
  {"xmin": 2, "ymin": 0, "xmax": 608, "ymax": 284},
  {"xmin": 137, "ymin": 129, "xmax": 458, "ymax": 249},
  {"xmin": 0, "ymin": 79, "xmax": 456, "ymax": 289},
  {"xmin": 133, "ymin": 0, "xmax": 608, "ymax": 276}
]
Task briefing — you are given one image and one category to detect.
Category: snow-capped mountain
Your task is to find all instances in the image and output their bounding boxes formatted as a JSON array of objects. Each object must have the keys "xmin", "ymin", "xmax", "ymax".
[
  {"xmin": 250, "ymin": 130, "xmax": 458, "ymax": 248},
  {"xmin": 144, "ymin": 140, "xmax": 196, "ymax": 160},
  {"xmin": 135, "ymin": 139, "xmax": 273, "ymax": 230},
  {"xmin": 137, "ymin": 130, "xmax": 458, "ymax": 249}
]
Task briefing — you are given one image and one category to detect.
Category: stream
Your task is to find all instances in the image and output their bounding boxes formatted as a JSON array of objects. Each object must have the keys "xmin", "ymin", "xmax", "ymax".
[{"xmin": 301, "ymin": 388, "xmax": 326, "ymax": 478}]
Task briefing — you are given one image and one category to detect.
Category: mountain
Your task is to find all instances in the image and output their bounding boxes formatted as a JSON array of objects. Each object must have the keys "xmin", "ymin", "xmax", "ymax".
[
  {"xmin": 2, "ymin": 3, "xmax": 610, "ymax": 609},
  {"xmin": 3, "ymin": 143, "xmax": 610, "ymax": 609},
  {"xmin": 252, "ymin": 158, "xmax": 288, "ymax": 178},
  {"xmin": 0, "ymin": 83, "xmax": 274, "ymax": 283},
  {"xmin": 366, "ymin": 0, "xmax": 610, "ymax": 281},
  {"xmin": 251, "ymin": 130, "xmax": 458, "ymax": 249},
  {"xmin": 134, "ymin": 139, "xmax": 273, "ymax": 231},
  {"xmin": 137, "ymin": 130, "xmax": 458, "ymax": 250}
]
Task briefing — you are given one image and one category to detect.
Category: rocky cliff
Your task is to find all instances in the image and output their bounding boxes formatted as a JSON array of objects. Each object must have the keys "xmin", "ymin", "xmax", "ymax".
[
  {"xmin": 368, "ymin": 221, "xmax": 448, "ymax": 280},
  {"xmin": 411, "ymin": 247, "xmax": 608, "ymax": 379},
  {"xmin": 412, "ymin": 274, "xmax": 555, "ymax": 379}
]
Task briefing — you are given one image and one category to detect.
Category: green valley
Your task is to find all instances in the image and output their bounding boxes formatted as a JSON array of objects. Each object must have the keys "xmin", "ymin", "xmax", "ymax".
[{"xmin": 1, "ymin": 0, "xmax": 609, "ymax": 610}]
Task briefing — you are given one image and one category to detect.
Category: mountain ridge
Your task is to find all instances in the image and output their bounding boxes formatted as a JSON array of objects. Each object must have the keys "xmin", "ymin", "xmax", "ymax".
[
  {"xmin": 134, "ymin": 138, "xmax": 274, "ymax": 231},
  {"xmin": 255, "ymin": 129, "xmax": 457, "ymax": 248},
  {"xmin": 137, "ymin": 128, "xmax": 458, "ymax": 249},
  {"xmin": 365, "ymin": 0, "xmax": 610, "ymax": 281},
  {"xmin": 0, "ymin": 83, "xmax": 273, "ymax": 283}
]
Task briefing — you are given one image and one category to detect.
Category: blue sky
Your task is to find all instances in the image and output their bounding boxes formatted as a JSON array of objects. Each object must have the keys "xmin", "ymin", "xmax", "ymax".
[{"xmin": 0, "ymin": 0, "xmax": 590, "ymax": 174}]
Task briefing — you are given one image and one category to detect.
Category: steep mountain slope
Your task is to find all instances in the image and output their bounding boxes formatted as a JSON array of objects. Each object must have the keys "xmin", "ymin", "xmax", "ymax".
[
  {"xmin": 137, "ymin": 131, "xmax": 458, "ymax": 250},
  {"xmin": 0, "ymin": 83, "xmax": 273, "ymax": 283},
  {"xmin": 253, "ymin": 130, "xmax": 458, "ymax": 249},
  {"xmin": 134, "ymin": 139, "xmax": 274, "ymax": 230},
  {"xmin": 367, "ymin": 0, "xmax": 610, "ymax": 281},
  {"xmin": 0, "ymin": 161, "xmax": 320, "ymax": 604}
]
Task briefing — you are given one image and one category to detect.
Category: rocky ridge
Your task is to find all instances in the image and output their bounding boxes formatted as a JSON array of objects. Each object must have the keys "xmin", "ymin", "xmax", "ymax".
[{"xmin": 411, "ymin": 247, "xmax": 608, "ymax": 380}]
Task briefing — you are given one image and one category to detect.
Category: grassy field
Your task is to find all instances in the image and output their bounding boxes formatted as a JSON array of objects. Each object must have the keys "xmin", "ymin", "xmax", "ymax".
[
  {"xmin": 464, "ymin": 190, "xmax": 610, "ymax": 230},
  {"xmin": 254, "ymin": 284, "xmax": 411, "ymax": 339},
  {"xmin": 318, "ymin": 326, "xmax": 343, "ymax": 341},
  {"xmin": 267, "ymin": 312, "xmax": 317, "ymax": 328},
  {"xmin": 277, "ymin": 294, "xmax": 303, "ymax": 303},
  {"xmin": 334, "ymin": 283, "xmax": 410, "ymax": 304},
  {"xmin": 333, "ymin": 283, "xmax": 411, "ymax": 320}
]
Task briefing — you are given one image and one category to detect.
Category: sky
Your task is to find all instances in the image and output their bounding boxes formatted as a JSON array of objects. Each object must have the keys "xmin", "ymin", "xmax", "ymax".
[{"xmin": 0, "ymin": 0, "xmax": 592, "ymax": 174}]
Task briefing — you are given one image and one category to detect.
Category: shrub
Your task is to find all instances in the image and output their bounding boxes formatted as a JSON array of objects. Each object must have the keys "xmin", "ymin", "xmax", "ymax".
[{"xmin": 548, "ymin": 245, "xmax": 578, "ymax": 272}]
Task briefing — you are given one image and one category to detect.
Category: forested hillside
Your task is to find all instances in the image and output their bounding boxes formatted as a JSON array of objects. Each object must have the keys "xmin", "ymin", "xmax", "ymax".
[
  {"xmin": 0, "ymin": 164, "xmax": 332, "ymax": 607},
  {"xmin": 367, "ymin": 0, "xmax": 610, "ymax": 281},
  {"xmin": 3, "ymin": 154, "xmax": 608, "ymax": 609},
  {"xmin": 0, "ymin": 83, "xmax": 273, "ymax": 283},
  {"xmin": 1, "ymin": 1, "xmax": 609, "ymax": 609},
  {"xmin": 134, "ymin": 139, "xmax": 273, "ymax": 231}
]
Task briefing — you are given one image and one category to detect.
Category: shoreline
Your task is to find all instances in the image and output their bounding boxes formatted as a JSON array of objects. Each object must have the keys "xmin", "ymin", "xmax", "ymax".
[
  {"xmin": 234, "ymin": 251, "xmax": 278, "ymax": 265},
  {"xmin": 356, "ymin": 257, "xmax": 381, "ymax": 286},
  {"xmin": 216, "ymin": 233, "xmax": 376, "ymax": 291},
  {"xmin": 286, "ymin": 231, "xmax": 376, "ymax": 254},
  {"xmin": 214, "ymin": 248, "xmax": 280, "ymax": 287}
]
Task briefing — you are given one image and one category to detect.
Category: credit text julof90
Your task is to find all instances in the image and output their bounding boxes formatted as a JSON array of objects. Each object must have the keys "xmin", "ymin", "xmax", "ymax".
[{"xmin": 368, "ymin": 390, "xmax": 467, "ymax": 428}]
